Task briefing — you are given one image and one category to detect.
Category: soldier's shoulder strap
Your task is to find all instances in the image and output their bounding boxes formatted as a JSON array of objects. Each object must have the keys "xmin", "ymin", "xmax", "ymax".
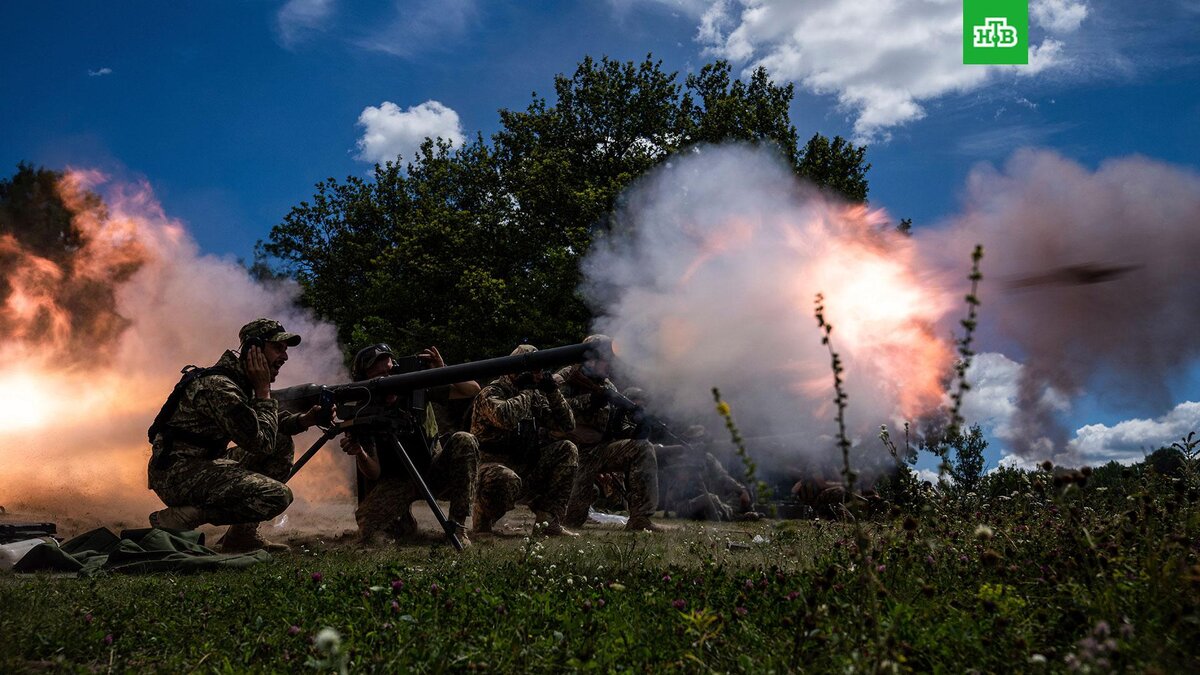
[{"xmin": 146, "ymin": 364, "xmax": 250, "ymax": 444}]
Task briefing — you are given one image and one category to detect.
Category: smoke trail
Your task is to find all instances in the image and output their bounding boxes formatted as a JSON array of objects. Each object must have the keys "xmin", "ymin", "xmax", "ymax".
[
  {"xmin": 582, "ymin": 144, "xmax": 959, "ymax": 478},
  {"xmin": 921, "ymin": 149, "xmax": 1200, "ymax": 461},
  {"xmin": 0, "ymin": 170, "xmax": 354, "ymax": 532}
]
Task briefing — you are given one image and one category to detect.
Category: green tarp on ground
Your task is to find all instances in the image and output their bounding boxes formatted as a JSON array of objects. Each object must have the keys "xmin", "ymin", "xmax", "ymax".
[{"xmin": 13, "ymin": 527, "xmax": 270, "ymax": 576}]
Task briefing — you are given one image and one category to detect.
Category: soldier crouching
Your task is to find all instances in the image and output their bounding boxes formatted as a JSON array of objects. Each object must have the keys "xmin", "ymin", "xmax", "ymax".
[
  {"xmin": 342, "ymin": 343, "xmax": 480, "ymax": 545},
  {"xmin": 470, "ymin": 345, "xmax": 579, "ymax": 536},
  {"xmin": 146, "ymin": 318, "xmax": 326, "ymax": 553},
  {"xmin": 556, "ymin": 335, "xmax": 664, "ymax": 532}
]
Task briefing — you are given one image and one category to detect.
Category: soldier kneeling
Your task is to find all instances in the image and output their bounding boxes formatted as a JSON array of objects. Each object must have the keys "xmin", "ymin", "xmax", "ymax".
[
  {"xmin": 340, "ymin": 343, "xmax": 480, "ymax": 546},
  {"xmin": 147, "ymin": 318, "xmax": 326, "ymax": 553}
]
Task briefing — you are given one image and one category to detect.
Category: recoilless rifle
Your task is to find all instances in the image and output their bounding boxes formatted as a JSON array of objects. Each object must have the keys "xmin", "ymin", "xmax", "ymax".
[{"xmin": 271, "ymin": 340, "xmax": 612, "ymax": 550}]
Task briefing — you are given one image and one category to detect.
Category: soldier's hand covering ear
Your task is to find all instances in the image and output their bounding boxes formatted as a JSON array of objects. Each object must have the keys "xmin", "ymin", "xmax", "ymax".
[{"xmin": 245, "ymin": 345, "xmax": 272, "ymax": 398}]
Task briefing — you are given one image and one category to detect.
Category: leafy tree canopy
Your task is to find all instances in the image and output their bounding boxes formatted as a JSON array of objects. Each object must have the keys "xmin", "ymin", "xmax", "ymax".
[{"xmin": 263, "ymin": 55, "xmax": 872, "ymax": 363}]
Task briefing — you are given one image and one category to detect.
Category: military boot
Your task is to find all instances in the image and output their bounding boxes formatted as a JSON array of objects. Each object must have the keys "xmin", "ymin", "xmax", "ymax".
[
  {"xmin": 453, "ymin": 525, "xmax": 472, "ymax": 548},
  {"xmin": 216, "ymin": 523, "xmax": 290, "ymax": 553},
  {"xmin": 470, "ymin": 501, "xmax": 497, "ymax": 534},
  {"xmin": 149, "ymin": 505, "xmax": 205, "ymax": 531},
  {"xmin": 535, "ymin": 512, "xmax": 579, "ymax": 537},
  {"xmin": 386, "ymin": 510, "xmax": 420, "ymax": 541},
  {"xmin": 625, "ymin": 515, "xmax": 674, "ymax": 532}
]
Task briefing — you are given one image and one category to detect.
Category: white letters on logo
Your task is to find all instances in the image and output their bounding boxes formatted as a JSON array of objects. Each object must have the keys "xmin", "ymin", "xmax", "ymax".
[{"xmin": 972, "ymin": 17, "xmax": 1019, "ymax": 48}]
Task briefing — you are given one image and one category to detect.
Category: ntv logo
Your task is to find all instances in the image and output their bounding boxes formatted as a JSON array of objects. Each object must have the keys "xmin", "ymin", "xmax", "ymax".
[
  {"xmin": 963, "ymin": 1, "xmax": 1028, "ymax": 65},
  {"xmin": 973, "ymin": 18, "xmax": 1018, "ymax": 48}
]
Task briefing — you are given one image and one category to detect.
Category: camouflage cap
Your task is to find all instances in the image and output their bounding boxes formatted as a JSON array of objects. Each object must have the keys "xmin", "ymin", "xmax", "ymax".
[
  {"xmin": 238, "ymin": 318, "xmax": 302, "ymax": 347},
  {"xmin": 510, "ymin": 344, "xmax": 538, "ymax": 357},
  {"xmin": 352, "ymin": 343, "xmax": 396, "ymax": 380}
]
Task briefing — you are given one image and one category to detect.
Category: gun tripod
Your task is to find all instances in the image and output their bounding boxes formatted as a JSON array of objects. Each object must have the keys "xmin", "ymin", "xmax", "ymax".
[{"xmin": 289, "ymin": 415, "xmax": 466, "ymax": 551}]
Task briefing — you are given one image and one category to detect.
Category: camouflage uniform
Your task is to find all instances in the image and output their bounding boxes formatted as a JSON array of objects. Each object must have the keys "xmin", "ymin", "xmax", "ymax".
[
  {"xmin": 344, "ymin": 353, "xmax": 481, "ymax": 538},
  {"xmin": 655, "ymin": 444, "xmax": 747, "ymax": 521},
  {"xmin": 354, "ymin": 430, "xmax": 479, "ymax": 539},
  {"xmin": 610, "ymin": 412, "xmax": 749, "ymax": 521},
  {"xmin": 470, "ymin": 362, "xmax": 578, "ymax": 529},
  {"xmin": 555, "ymin": 363, "xmax": 658, "ymax": 527},
  {"xmin": 147, "ymin": 350, "xmax": 300, "ymax": 525}
]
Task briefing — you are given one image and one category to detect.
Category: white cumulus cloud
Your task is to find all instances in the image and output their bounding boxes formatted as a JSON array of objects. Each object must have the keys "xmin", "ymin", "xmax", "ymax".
[
  {"xmin": 695, "ymin": 0, "xmax": 1079, "ymax": 142},
  {"xmin": 276, "ymin": 0, "xmax": 336, "ymax": 48},
  {"xmin": 975, "ymin": 372, "xmax": 1200, "ymax": 469},
  {"xmin": 354, "ymin": 100, "xmax": 465, "ymax": 165},
  {"xmin": 1067, "ymin": 402, "xmax": 1200, "ymax": 466},
  {"xmin": 88, "ymin": 68, "xmax": 113, "ymax": 77},
  {"xmin": 916, "ymin": 468, "xmax": 944, "ymax": 485},
  {"xmin": 1031, "ymin": 0, "xmax": 1089, "ymax": 33},
  {"xmin": 959, "ymin": 353, "xmax": 1024, "ymax": 436}
]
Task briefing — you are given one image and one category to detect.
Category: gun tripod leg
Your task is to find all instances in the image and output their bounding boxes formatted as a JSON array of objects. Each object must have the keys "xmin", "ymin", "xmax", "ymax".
[
  {"xmin": 287, "ymin": 427, "xmax": 342, "ymax": 482},
  {"xmin": 380, "ymin": 434, "xmax": 464, "ymax": 552}
]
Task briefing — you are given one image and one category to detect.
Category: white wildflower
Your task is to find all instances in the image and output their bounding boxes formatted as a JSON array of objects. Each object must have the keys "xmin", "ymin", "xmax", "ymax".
[{"xmin": 314, "ymin": 627, "xmax": 342, "ymax": 654}]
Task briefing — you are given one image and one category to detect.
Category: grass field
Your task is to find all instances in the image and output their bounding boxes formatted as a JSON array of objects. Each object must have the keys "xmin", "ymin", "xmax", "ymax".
[{"xmin": 3, "ymin": 470, "xmax": 1199, "ymax": 673}]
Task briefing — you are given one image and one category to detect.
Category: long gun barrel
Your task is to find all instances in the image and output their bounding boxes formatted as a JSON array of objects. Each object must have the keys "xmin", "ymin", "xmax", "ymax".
[{"xmin": 272, "ymin": 339, "xmax": 612, "ymax": 414}]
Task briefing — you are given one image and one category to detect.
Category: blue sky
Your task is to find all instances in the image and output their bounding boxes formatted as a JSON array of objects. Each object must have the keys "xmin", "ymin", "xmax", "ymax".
[{"xmin": 3, "ymin": 0, "xmax": 1199, "ymax": 470}]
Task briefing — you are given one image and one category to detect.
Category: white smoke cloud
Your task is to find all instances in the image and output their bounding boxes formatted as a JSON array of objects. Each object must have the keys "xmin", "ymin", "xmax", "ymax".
[
  {"xmin": 694, "ymin": 0, "xmax": 1078, "ymax": 141},
  {"xmin": 583, "ymin": 143, "xmax": 958, "ymax": 476},
  {"xmin": 584, "ymin": 144, "xmax": 1200, "ymax": 479},
  {"xmin": 0, "ymin": 172, "xmax": 353, "ymax": 532},
  {"xmin": 275, "ymin": 0, "xmax": 336, "ymax": 49},
  {"xmin": 354, "ymin": 100, "xmax": 465, "ymax": 166}
]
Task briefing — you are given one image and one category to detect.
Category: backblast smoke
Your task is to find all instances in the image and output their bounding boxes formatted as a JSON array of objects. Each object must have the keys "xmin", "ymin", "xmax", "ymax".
[
  {"xmin": 0, "ymin": 170, "xmax": 352, "ymax": 533},
  {"xmin": 585, "ymin": 144, "xmax": 1200, "ymax": 472},
  {"xmin": 582, "ymin": 144, "xmax": 959, "ymax": 481}
]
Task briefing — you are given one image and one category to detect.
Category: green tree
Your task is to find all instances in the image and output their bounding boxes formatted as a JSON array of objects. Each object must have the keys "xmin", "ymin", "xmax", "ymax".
[
  {"xmin": 264, "ymin": 55, "xmax": 872, "ymax": 362},
  {"xmin": 947, "ymin": 424, "xmax": 988, "ymax": 492},
  {"xmin": 795, "ymin": 133, "xmax": 870, "ymax": 203},
  {"xmin": 684, "ymin": 62, "xmax": 800, "ymax": 166},
  {"xmin": 491, "ymin": 55, "xmax": 706, "ymax": 349},
  {"xmin": 263, "ymin": 137, "xmax": 516, "ymax": 362}
]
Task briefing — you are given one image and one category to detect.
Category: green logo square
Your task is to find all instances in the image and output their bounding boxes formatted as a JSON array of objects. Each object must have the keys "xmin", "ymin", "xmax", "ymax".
[{"xmin": 964, "ymin": 0, "xmax": 1028, "ymax": 65}]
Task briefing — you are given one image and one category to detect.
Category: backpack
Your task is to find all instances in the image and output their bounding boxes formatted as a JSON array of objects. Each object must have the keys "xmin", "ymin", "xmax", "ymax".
[{"xmin": 147, "ymin": 365, "xmax": 250, "ymax": 469}]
